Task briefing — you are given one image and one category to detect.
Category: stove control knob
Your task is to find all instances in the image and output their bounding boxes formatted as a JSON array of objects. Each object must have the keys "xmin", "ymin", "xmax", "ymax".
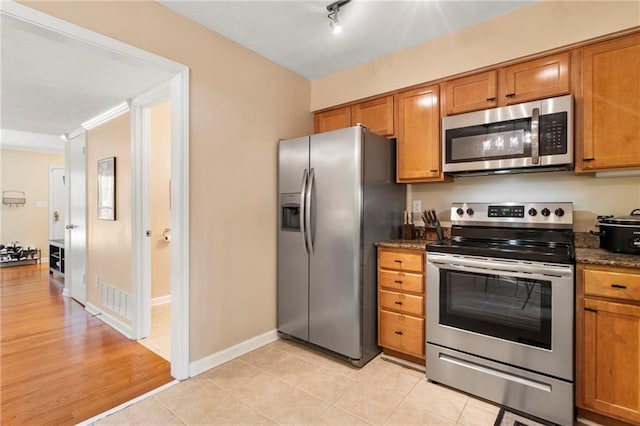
[
  {"xmin": 466, "ymin": 208, "xmax": 474, "ymax": 216},
  {"xmin": 528, "ymin": 208, "xmax": 537, "ymax": 217},
  {"xmin": 555, "ymin": 208, "xmax": 565, "ymax": 217},
  {"xmin": 541, "ymin": 208, "xmax": 551, "ymax": 217},
  {"xmin": 456, "ymin": 208, "xmax": 464, "ymax": 216}
]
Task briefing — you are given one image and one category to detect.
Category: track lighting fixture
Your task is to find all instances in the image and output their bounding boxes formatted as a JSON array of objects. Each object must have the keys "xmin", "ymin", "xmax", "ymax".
[{"xmin": 327, "ymin": 0, "xmax": 351, "ymax": 34}]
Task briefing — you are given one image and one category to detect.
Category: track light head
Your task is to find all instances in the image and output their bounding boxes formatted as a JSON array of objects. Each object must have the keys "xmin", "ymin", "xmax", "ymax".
[{"xmin": 326, "ymin": 0, "xmax": 350, "ymax": 35}]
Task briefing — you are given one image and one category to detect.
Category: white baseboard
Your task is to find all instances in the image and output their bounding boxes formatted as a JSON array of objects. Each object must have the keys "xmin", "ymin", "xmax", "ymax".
[
  {"xmin": 189, "ymin": 329, "xmax": 278, "ymax": 377},
  {"xmin": 61, "ymin": 287, "xmax": 70, "ymax": 297},
  {"xmin": 85, "ymin": 302, "xmax": 134, "ymax": 339},
  {"xmin": 152, "ymin": 295, "xmax": 171, "ymax": 306}
]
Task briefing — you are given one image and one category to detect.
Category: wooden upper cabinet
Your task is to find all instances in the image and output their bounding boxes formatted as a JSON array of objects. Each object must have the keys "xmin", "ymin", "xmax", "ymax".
[
  {"xmin": 443, "ymin": 70, "xmax": 498, "ymax": 115},
  {"xmin": 314, "ymin": 106, "xmax": 351, "ymax": 134},
  {"xmin": 351, "ymin": 95, "xmax": 394, "ymax": 136},
  {"xmin": 442, "ymin": 52, "xmax": 570, "ymax": 115},
  {"xmin": 501, "ymin": 52, "xmax": 570, "ymax": 104},
  {"xmin": 395, "ymin": 85, "xmax": 443, "ymax": 182},
  {"xmin": 578, "ymin": 33, "xmax": 640, "ymax": 172}
]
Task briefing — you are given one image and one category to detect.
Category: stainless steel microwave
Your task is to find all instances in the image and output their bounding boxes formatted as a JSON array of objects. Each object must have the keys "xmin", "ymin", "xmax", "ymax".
[{"xmin": 442, "ymin": 95, "xmax": 573, "ymax": 175}]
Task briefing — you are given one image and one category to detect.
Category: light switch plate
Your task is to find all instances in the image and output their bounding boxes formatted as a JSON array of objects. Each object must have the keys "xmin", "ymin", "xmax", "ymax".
[{"xmin": 412, "ymin": 200, "xmax": 422, "ymax": 213}]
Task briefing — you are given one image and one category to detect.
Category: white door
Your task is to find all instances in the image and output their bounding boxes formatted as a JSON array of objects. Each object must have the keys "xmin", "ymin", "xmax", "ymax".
[
  {"xmin": 65, "ymin": 132, "xmax": 87, "ymax": 304},
  {"xmin": 49, "ymin": 166, "xmax": 66, "ymax": 240}
]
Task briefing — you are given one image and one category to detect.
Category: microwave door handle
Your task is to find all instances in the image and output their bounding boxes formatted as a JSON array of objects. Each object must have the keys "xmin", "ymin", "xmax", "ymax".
[
  {"xmin": 531, "ymin": 107, "xmax": 540, "ymax": 165},
  {"xmin": 300, "ymin": 168, "xmax": 309, "ymax": 255}
]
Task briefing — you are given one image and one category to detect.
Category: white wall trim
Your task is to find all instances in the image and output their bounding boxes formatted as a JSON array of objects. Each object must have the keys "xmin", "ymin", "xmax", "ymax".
[
  {"xmin": 85, "ymin": 302, "xmax": 134, "ymax": 339},
  {"xmin": 0, "ymin": 129, "xmax": 64, "ymax": 154},
  {"xmin": 152, "ymin": 295, "xmax": 171, "ymax": 306},
  {"xmin": 81, "ymin": 101, "xmax": 130, "ymax": 131},
  {"xmin": 189, "ymin": 330, "xmax": 279, "ymax": 378},
  {"xmin": 76, "ymin": 379, "xmax": 180, "ymax": 426}
]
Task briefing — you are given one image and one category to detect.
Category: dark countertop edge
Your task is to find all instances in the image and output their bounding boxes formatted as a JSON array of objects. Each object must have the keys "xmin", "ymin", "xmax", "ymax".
[
  {"xmin": 575, "ymin": 248, "xmax": 640, "ymax": 269},
  {"xmin": 375, "ymin": 240, "xmax": 433, "ymax": 250}
]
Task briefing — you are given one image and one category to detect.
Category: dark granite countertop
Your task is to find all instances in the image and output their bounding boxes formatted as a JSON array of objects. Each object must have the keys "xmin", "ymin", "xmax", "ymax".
[
  {"xmin": 575, "ymin": 248, "xmax": 640, "ymax": 269},
  {"xmin": 376, "ymin": 240, "xmax": 433, "ymax": 251}
]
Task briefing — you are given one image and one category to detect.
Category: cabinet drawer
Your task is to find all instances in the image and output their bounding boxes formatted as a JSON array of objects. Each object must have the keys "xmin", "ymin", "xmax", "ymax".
[
  {"xmin": 378, "ymin": 269, "xmax": 424, "ymax": 293},
  {"xmin": 379, "ymin": 249, "xmax": 424, "ymax": 273},
  {"xmin": 379, "ymin": 310, "xmax": 424, "ymax": 358},
  {"xmin": 584, "ymin": 269, "xmax": 640, "ymax": 302},
  {"xmin": 379, "ymin": 289, "xmax": 424, "ymax": 316}
]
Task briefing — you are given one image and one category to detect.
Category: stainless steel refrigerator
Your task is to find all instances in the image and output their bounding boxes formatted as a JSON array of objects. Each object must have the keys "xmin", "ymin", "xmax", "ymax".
[{"xmin": 277, "ymin": 125, "xmax": 405, "ymax": 367}]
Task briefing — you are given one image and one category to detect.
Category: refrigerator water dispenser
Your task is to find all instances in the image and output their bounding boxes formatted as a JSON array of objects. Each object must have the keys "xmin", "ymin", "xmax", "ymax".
[{"xmin": 280, "ymin": 193, "xmax": 300, "ymax": 231}]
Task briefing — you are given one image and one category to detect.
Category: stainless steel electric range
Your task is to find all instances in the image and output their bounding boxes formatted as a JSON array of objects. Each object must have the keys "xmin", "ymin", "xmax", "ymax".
[{"xmin": 426, "ymin": 202, "xmax": 575, "ymax": 426}]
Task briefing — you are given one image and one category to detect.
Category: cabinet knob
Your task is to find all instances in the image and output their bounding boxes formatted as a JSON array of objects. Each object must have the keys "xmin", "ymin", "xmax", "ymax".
[
  {"xmin": 394, "ymin": 330, "xmax": 403, "ymax": 335},
  {"xmin": 394, "ymin": 259, "xmax": 402, "ymax": 263},
  {"xmin": 394, "ymin": 301, "xmax": 403, "ymax": 305},
  {"xmin": 394, "ymin": 280, "xmax": 403, "ymax": 284}
]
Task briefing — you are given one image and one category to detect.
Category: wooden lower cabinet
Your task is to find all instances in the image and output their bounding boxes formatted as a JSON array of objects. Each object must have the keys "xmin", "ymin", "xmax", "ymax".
[
  {"xmin": 577, "ymin": 264, "xmax": 640, "ymax": 425},
  {"xmin": 377, "ymin": 247, "xmax": 426, "ymax": 362}
]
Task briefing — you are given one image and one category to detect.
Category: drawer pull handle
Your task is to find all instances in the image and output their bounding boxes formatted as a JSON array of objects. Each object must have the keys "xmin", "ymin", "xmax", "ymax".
[
  {"xmin": 584, "ymin": 307, "xmax": 597, "ymax": 313},
  {"xmin": 394, "ymin": 330, "xmax": 403, "ymax": 335},
  {"xmin": 394, "ymin": 280, "xmax": 403, "ymax": 284},
  {"xmin": 486, "ymin": 97, "xmax": 496, "ymax": 102},
  {"xmin": 611, "ymin": 284, "xmax": 627, "ymax": 289},
  {"xmin": 394, "ymin": 259, "xmax": 402, "ymax": 263},
  {"xmin": 505, "ymin": 93, "xmax": 515, "ymax": 98},
  {"xmin": 394, "ymin": 301, "xmax": 403, "ymax": 305}
]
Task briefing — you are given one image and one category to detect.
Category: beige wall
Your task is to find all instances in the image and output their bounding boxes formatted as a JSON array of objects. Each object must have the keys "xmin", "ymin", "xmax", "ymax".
[
  {"xmin": 151, "ymin": 101, "xmax": 171, "ymax": 299},
  {"xmin": 86, "ymin": 113, "xmax": 133, "ymax": 321},
  {"xmin": 0, "ymin": 149, "xmax": 64, "ymax": 261},
  {"xmin": 311, "ymin": 1, "xmax": 640, "ymax": 110},
  {"xmin": 26, "ymin": 1, "xmax": 312, "ymax": 361}
]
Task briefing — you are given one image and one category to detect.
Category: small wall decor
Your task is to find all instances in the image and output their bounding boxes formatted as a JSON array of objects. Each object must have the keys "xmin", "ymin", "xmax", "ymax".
[
  {"xmin": 2, "ymin": 191, "xmax": 26, "ymax": 207},
  {"xmin": 97, "ymin": 157, "xmax": 116, "ymax": 220}
]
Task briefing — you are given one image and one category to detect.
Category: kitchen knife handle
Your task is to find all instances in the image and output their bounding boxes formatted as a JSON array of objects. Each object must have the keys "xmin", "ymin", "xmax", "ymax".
[
  {"xmin": 531, "ymin": 107, "xmax": 540, "ymax": 165},
  {"xmin": 300, "ymin": 169, "xmax": 309, "ymax": 255},
  {"xmin": 305, "ymin": 168, "xmax": 315, "ymax": 255},
  {"xmin": 611, "ymin": 284, "xmax": 627, "ymax": 289}
]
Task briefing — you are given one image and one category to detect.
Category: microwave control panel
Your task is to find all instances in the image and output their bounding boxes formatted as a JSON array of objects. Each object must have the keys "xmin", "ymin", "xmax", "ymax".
[{"xmin": 539, "ymin": 112, "xmax": 568, "ymax": 156}]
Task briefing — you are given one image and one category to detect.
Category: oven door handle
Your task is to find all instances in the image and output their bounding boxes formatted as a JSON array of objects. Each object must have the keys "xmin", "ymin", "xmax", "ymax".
[{"xmin": 429, "ymin": 257, "xmax": 573, "ymax": 277}]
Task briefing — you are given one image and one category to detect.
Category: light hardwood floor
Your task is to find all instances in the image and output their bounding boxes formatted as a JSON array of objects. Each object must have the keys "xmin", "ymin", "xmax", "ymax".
[{"xmin": 0, "ymin": 263, "xmax": 173, "ymax": 425}]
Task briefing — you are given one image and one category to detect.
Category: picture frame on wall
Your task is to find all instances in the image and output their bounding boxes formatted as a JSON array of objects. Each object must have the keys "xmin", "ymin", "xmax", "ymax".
[{"xmin": 97, "ymin": 157, "xmax": 116, "ymax": 220}]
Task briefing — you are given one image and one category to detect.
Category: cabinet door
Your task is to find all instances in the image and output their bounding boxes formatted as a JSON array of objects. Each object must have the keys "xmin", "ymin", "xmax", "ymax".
[
  {"xmin": 350, "ymin": 95, "xmax": 394, "ymax": 136},
  {"xmin": 395, "ymin": 85, "xmax": 443, "ymax": 182},
  {"xmin": 502, "ymin": 52, "xmax": 570, "ymax": 104},
  {"xmin": 314, "ymin": 106, "xmax": 351, "ymax": 134},
  {"xmin": 579, "ymin": 34, "xmax": 640, "ymax": 171},
  {"xmin": 443, "ymin": 70, "xmax": 498, "ymax": 115},
  {"xmin": 582, "ymin": 298, "xmax": 640, "ymax": 423},
  {"xmin": 379, "ymin": 310, "xmax": 425, "ymax": 359}
]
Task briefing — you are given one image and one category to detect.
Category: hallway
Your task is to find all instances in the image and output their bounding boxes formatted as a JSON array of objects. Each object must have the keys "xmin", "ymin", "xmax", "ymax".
[{"xmin": 0, "ymin": 264, "xmax": 173, "ymax": 425}]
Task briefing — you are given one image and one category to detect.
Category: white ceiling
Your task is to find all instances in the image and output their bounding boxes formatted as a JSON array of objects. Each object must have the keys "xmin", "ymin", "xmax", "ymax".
[
  {"xmin": 0, "ymin": 12, "xmax": 176, "ymax": 140},
  {"xmin": 158, "ymin": 0, "xmax": 538, "ymax": 80},
  {"xmin": 1, "ymin": 0, "xmax": 537, "ymax": 147}
]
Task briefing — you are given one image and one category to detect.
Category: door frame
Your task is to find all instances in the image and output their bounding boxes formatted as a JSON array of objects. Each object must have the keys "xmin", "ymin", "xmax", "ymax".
[{"xmin": 1, "ymin": 0, "xmax": 191, "ymax": 380}]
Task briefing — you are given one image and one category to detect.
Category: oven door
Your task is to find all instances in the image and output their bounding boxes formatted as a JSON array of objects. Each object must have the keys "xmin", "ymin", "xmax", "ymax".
[{"xmin": 426, "ymin": 252, "xmax": 574, "ymax": 381}]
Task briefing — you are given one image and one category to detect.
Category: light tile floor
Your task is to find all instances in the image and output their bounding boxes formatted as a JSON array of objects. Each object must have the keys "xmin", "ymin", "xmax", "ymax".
[
  {"xmin": 97, "ymin": 339, "xmax": 502, "ymax": 425},
  {"xmin": 139, "ymin": 303, "xmax": 171, "ymax": 361}
]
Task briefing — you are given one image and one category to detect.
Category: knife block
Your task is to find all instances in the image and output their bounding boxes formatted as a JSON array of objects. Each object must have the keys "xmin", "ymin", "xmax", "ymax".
[{"xmin": 402, "ymin": 224, "xmax": 415, "ymax": 240}]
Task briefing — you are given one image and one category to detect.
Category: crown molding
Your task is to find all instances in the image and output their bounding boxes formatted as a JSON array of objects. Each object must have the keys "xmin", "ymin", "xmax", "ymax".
[
  {"xmin": 0, "ymin": 129, "xmax": 65, "ymax": 154},
  {"xmin": 81, "ymin": 100, "xmax": 131, "ymax": 131}
]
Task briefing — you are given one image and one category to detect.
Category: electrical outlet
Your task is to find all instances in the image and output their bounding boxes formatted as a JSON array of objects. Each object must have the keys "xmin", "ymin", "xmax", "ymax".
[{"xmin": 412, "ymin": 200, "xmax": 422, "ymax": 213}]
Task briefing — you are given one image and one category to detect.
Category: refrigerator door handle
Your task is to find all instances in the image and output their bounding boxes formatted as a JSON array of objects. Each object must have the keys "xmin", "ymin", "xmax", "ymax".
[
  {"xmin": 305, "ymin": 168, "xmax": 315, "ymax": 255},
  {"xmin": 300, "ymin": 168, "xmax": 309, "ymax": 254}
]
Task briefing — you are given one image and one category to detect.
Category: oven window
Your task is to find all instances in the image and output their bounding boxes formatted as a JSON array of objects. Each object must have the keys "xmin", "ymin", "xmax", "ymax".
[{"xmin": 439, "ymin": 269, "xmax": 551, "ymax": 349}]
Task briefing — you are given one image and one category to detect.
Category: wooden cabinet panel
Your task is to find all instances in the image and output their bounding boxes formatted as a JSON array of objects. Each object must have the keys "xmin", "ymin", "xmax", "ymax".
[
  {"xmin": 379, "ymin": 289, "xmax": 424, "ymax": 316},
  {"xmin": 314, "ymin": 106, "xmax": 351, "ymax": 134},
  {"xmin": 395, "ymin": 85, "xmax": 443, "ymax": 182},
  {"xmin": 378, "ymin": 270, "xmax": 424, "ymax": 294},
  {"xmin": 351, "ymin": 95, "xmax": 394, "ymax": 136},
  {"xmin": 443, "ymin": 70, "xmax": 498, "ymax": 115},
  {"xmin": 583, "ymin": 298, "xmax": 640, "ymax": 423},
  {"xmin": 502, "ymin": 52, "xmax": 570, "ymax": 104},
  {"xmin": 378, "ymin": 249, "xmax": 424, "ymax": 273},
  {"xmin": 579, "ymin": 33, "xmax": 640, "ymax": 171},
  {"xmin": 577, "ymin": 264, "xmax": 640, "ymax": 425},
  {"xmin": 584, "ymin": 269, "xmax": 640, "ymax": 301},
  {"xmin": 379, "ymin": 310, "xmax": 425, "ymax": 358}
]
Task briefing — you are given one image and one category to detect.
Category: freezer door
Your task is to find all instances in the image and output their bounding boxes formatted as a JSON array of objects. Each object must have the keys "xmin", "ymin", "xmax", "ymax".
[
  {"xmin": 277, "ymin": 137, "xmax": 310, "ymax": 340},
  {"xmin": 308, "ymin": 127, "xmax": 363, "ymax": 358}
]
